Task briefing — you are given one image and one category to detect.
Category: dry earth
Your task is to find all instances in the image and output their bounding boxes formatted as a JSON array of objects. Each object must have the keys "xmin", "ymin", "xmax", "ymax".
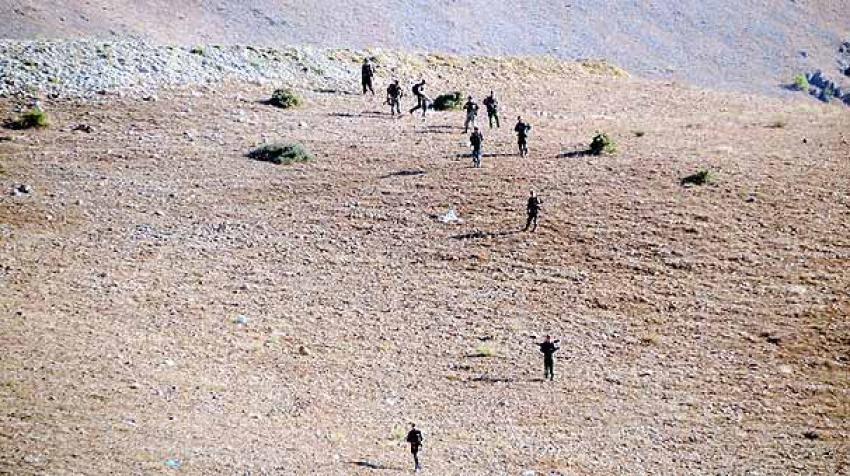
[{"xmin": 1, "ymin": 60, "xmax": 849, "ymax": 475}]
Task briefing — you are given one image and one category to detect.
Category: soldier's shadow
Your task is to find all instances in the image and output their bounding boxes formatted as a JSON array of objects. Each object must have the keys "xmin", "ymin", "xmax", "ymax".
[
  {"xmin": 452, "ymin": 152, "xmax": 517, "ymax": 159},
  {"xmin": 451, "ymin": 229, "xmax": 522, "ymax": 240},
  {"xmin": 348, "ymin": 460, "xmax": 403, "ymax": 470},
  {"xmin": 559, "ymin": 149, "xmax": 592, "ymax": 158},
  {"xmin": 417, "ymin": 125, "xmax": 457, "ymax": 134}
]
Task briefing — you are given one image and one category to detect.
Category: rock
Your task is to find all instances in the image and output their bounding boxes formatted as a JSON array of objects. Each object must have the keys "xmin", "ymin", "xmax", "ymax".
[
  {"xmin": 16, "ymin": 184, "xmax": 32, "ymax": 195},
  {"xmin": 72, "ymin": 124, "xmax": 94, "ymax": 133},
  {"xmin": 762, "ymin": 332, "xmax": 782, "ymax": 345},
  {"xmin": 298, "ymin": 345, "xmax": 310, "ymax": 356},
  {"xmin": 803, "ymin": 430, "xmax": 820, "ymax": 440},
  {"xmin": 235, "ymin": 315, "xmax": 249, "ymax": 325}
]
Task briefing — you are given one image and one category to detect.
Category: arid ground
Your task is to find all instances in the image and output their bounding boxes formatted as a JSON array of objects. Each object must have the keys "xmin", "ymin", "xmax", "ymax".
[{"xmin": 1, "ymin": 61, "xmax": 849, "ymax": 474}]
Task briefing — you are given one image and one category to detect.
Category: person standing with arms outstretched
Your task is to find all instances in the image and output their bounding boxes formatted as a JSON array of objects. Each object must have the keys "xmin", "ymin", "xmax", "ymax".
[
  {"xmin": 537, "ymin": 335, "xmax": 560, "ymax": 381},
  {"xmin": 524, "ymin": 190, "xmax": 542, "ymax": 232},
  {"xmin": 409, "ymin": 80, "xmax": 428, "ymax": 117},
  {"xmin": 482, "ymin": 90, "xmax": 500, "ymax": 128},
  {"xmin": 406, "ymin": 423, "xmax": 423, "ymax": 471},
  {"xmin": 361, "ymin": 58, "xmax": 376, "ymax": 95},
  {"xmin": 514, "ymin": 116, "xmax": 531, "ymax": 157},
  {"xmin": 469, "ymin": 126, "xmax": 484, "ymax": 168}
]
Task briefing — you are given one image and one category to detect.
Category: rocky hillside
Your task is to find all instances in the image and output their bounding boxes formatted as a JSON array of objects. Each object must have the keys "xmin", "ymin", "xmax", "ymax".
[{"xmin": 2, "ymin": 0, "xmax": 849, "ymax": 93}]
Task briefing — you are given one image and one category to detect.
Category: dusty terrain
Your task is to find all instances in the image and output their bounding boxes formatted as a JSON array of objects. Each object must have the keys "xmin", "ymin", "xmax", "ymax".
[
  {"xmin": 1, "ymin": 59, "xmax": 849, "ymax": 475},
  {"xmin": 3, "ymin": 0, "xmax": 850, "ymax": 93}
]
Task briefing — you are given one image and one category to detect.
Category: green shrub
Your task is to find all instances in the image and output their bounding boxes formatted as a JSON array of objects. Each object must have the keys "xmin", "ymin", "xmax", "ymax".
[
  {"xmin": 267, "ymin": 88, "xmax": 301, "ymax": 109},
  {"xmin": 6, "ymin": 107, "xmax": 49, "ymax": 130},
  {"xmin": 432, "ymin": 91, "xmax": 464, "ymax": 111},
  {"xmin": 472, "ymin": 343, "xmax": 497, "ymax": 357},
  {"xmin": 589, "ymin": 132, "xmax": 616, "ymax": 155},
  {"xmin": 248, "ymin": 143, "xmax": 313, "ymax": 165},
  {"xmin": 792, "ymin": 74, "xmax": 809, "ymax": 91},
  {"xmin": 681, "ymin": 169, "xmax": 716, "ymax": 186}
]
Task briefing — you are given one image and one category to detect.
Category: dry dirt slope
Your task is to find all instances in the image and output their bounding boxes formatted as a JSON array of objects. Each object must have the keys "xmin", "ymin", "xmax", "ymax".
[
  {"xmin": 0, "ymin": 58, "xmax": 849, "ymax": 474},
  {"xmin": 2, "ymin": 0, "xmax": 850, "ymax": 93}
]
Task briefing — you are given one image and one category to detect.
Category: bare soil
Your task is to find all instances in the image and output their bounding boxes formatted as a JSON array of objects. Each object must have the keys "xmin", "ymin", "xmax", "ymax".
[{"xmin": 1, "ymin": 65, "xmax": 849, "ymax": 475}]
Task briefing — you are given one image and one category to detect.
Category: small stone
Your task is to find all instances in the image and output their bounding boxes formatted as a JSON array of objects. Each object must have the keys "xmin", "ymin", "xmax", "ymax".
[
  {"xmin": 803, "ymin": 430, "xmax": 820, "ymax": 440},
  {"xmin": 298, "ymin": 345, "xmax": 310, "ymax": 356},
  {"xmin": 235, "ymin": 315, "xmax": 249, "ymax": 325}
]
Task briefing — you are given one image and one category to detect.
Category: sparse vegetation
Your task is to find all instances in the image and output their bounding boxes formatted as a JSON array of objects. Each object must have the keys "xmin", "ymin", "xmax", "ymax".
[
  {"xmin": 5, "ymin": 107, "xmax": 49, "ymax": 130},
  {"xmin": 472, "ymin": 343, "xmax": 497, "ymax": 357},
  {"xmin": 681, "ymin": 169, "xmax": 716, "ymax": 186},
  {"xmin": 248, "ymin": 143, "xmax": 313, "ymax": 165},
  {"xmin": 589, "ymin": 132, "xmax": 616, "ymax": 155},
  {"xmin": 792, "ymin": 74, "xmax": 809, "ymax": 91},
  {"xmin": 432, "ymin": 91, "xmax": 464, "ymax": 111},
  {"xmin": 639, "ymin": 334, "xmax": 660, "ymax": 346},
  {"xmin": 267, "ymin": 88, "xmax": 301, "ymax": 109}
]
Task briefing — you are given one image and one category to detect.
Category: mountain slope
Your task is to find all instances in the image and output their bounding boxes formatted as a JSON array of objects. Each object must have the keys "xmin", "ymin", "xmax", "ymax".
[{"xmin": 2, "ymin": 0, "xmax": 849, "ymax": 92}]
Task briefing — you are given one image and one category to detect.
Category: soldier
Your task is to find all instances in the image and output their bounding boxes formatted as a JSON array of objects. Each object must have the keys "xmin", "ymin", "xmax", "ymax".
[
  {"xmin": 514, "ymin": 116, "xmax": 531, "ymax": 157},
  {"xmin": 482, "ymin": 90, "xmax": 500, "ymax": 128},
  {"xmin": 386, "ymin": 79, "xmax": 403, "ymax": 116},
  {"xmin": 524, "ymin": 190, "xmax": 542, "ymax": 232},
  {"xmin": 406, "ymin": 423, "xmax": 423, "ymax": 471},
  {"xmin": 537, "ymin": 335, "xmax": 561, "ymax": 381},
  {"xmin": 469, "ymin": 126, "xmax": 484, "ymax": 168},
  {"xmin": 409, "ymin": 80, "xmax": 428, "ymax": 117},
  {"xmin": 361, "ymin": 58, "xmax": 375, "ymax": 95},
  {"xmin": 462, "ymin": 95, "xmax": 479, "ymax": 133}
]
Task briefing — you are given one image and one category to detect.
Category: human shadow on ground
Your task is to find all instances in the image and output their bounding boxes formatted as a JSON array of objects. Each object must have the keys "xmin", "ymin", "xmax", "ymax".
[
  {"xmin": 416, "ymin": 124, "xmax": 457, "ymax": 134},
  {"xmin": 349, "ymin": 460, "xmax": 401, "ymax": 470},
  {"xmin": 453, "ymin": 152, "xmax": 516, "ymax": 159},
  {"xmin": 470, "ymin": 375, "xmax": 515, "ymax": 383},
  {"xmin": 380, "ymin": 169, "xmax": 426, "ymax": 179},
  {"xmin": 451, "ymin": 229, "xmax": 521, "ymax": 240},
  {"xmin": 559, "ymin": 149, "xmax": 592, "ymax": 158},
  {"xmin": 326, "ymin": 111, "xmax": 395, "ymax": 119},
  {"xmin": 313, "ymin": 88, "xmax": 358, "ymax": 95}
]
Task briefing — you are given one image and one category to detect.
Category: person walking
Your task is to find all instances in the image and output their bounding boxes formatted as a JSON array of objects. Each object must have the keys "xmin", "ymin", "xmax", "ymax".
[
  {"xmin": 469, "ymin": 126, "xmax": 484, "ymax": 168},
  {"xmin": 482, "ymin": 90, "xmax": 500, "ymax": 128},
  {"xmin": 524, "ymin": 190, "xmax": 542, "ymax": 232},
  {"xmin": 361, "ymin": 58, "xmax": 376, "ymax": 95},
  {"xmin": 537, "ymin": 335, "xmax": 560, "ymax": 381},
  {"xmin": 386, "ymin": 79, "xmax": 403, "ymax": 115},
  {"xmin": 514, "ymin": 116, "xmax": 531, "ymax": 157},
  {"xmin": 409, "ymin": 80, "xmax": 428, "ymax": 117},
  {"xmin": 462, "ymin": 95, "xmax": 479, "ymax": 133},
  {"xmin": 406, "ymin": 423, "xmax": 423, "ymax": 471}
]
